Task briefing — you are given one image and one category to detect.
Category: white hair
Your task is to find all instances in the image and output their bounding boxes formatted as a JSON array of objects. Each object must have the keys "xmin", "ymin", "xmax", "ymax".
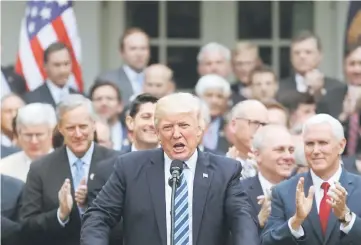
[
  {"xmin": 294, "ymin": 142, "xmax": 307, "ymax": 167},
  {"xmin": 56, "ymin": 94, "xmax": 97, "ymax": 122},
  {"xmin": 302, "ymin": 114, "xmax": 344, "ymax": 140},
  {"xmin": 197, "ymin": 42, "xmax": 231, "ymax": 62},
  {"xmin": 195, "ymin": 74, "xmax": 231, "ymax": 98},
  {"xmin": 252, "ymin": 124, "xmax": 289, "ymax": 151},
  {"xmin": 154, "ymin": 92, "xmax": 201, "ymax": 127},
  {"xmin": 16, "ymin": 103, "xmax": 57, "ymax": 131}
]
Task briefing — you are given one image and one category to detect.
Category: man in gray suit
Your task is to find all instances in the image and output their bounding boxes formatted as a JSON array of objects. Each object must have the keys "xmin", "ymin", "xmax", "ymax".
[{"xmin": 96, "ymin": 28, "xmax": 150, "ymax": 104}]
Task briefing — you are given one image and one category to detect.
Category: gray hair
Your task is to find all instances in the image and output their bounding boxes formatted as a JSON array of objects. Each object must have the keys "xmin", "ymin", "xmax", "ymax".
[
  {"xmin": 16, "ymin": 103, "xmax": 57, "ymax": 131},
  {"xmin": 302, "ymin": 114, "xmax": 344, "ymax": 141},
  {"xmin": 252, "ymin": 124, "xmax": 289, "ymax": 151},
  {"xmin": 294, "ymin": 142, "xmax": 308, "ymax": 167},
  {"xmin": 56, "ymin": 94, "xmax": 97, "ymax": 122},
  {"xmin": 195, "ymin": 74, "xmax": 231, "ymax": 98},
  {"xmin": 154, "ymin": 92, "xmax": 201, "ymax": 127},
  {"xmin": 197, "ymin": 42, "xmax": 231, "ymax": 63}
]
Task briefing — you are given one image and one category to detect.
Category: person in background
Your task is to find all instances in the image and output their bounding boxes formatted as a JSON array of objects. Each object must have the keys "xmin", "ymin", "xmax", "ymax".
[
  {"xmin": 142, "ymin": 64, "xmax": 175, "ymax": 99},
  {"xmin": 195, "ymin": 74, "xmax": 231, "ymax": 153},
  {"xmin": 262, "ymin": 114, "xmax": 361, "ymax": 245},
  {"xmin": 241, "ymin": 125, "xmax": 295, "ymax": 232},
  {"xmin": 228, "ymin": 99, "xmax": 268, "ymax": 179},
  {"xmin": 250, "ymin": 66, "xmax": 279, "ymax": 103},
  {"xmin": 96, "ymin": 28, "xmax": 150, "ymax": 103},
  {"xmin": 95, "ymin": 119, "xmax": 113, "ymax": 149},
  {"xmin": 197, "ymin": 42, "xmax": 232, "ymax": 79},
  {"xmin": 23, "ymin": 42, "xmax": 79, "ymax": 108},
  {"xmin": 19, "ymin": 94, "xmax": 118, "ymax": 245},
  {"xmin": 263, "ymin": 100, "xmax": 289, "ymax": 127},
  {"xmin": 1, "ymin": 93, "xmax": 24, "ymax": 156},
  {"xmin": 89, "ymin": 80, "xmax": 129, "ymax": 151},
  {"xmin": 1, "ymin": 174, "xmax": 24, "ymax": 245},
  {"xmin": 291, "ymin": 141, "xmax": 309, "ymax": 176},
  {"xmin": 231, "ymin": 41, "xmax": 262, "ymax": 104},
  {"xmin": 278, "ymin": 30, "xmax": 342, "ymax": 98},
  {"xmin": 0, "ymin": 103, "xmax": 56, "ymax": 182}
]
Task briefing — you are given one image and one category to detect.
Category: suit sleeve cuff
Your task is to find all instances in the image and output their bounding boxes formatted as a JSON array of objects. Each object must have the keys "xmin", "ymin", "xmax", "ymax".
[
  {"xmin": 340, "ymin": 212, "xmax": 356, "ymax": 234},
  {"xmin": 288, "ymin": 218, "xmax": 304, "ymax": 238},
  {"xmin": 57, "ymin": 208, "xmax": 69, "ymax": 227}
]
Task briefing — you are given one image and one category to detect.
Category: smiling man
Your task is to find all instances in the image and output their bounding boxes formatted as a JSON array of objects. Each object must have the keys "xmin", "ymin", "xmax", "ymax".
[{"xmin": 81, "ymin": 92, "xmax": 260, "ymax": 245}]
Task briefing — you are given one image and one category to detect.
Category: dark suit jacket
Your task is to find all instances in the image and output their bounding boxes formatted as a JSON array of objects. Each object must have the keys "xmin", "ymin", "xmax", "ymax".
[
  {"xmin": 241, "ymin": 175, "xmax": 263, "ymax": 216},
  {"xmin": 278, "ymin": 76, "xmax": 342, "ymax": 97},
  {"xmin": 81, "ymin": 148, "xmax": 260, "ymax": 245},
  {"xmin": 316, "ymin": 84, "xmax": 348, "ymax": 118},
  {"xmin": 23, "ymin": 83, "xmax": 78, "ymax": 108},
  {"xmin": 19, "ymin": 144, "xmax": 118, "ymax": 245},
  {"xmin": 215, "ymin": 117, "xmax": 230, "ymax": 154},
  {"xmin": 261, "ymin": 170, "xmax": 361, "ymax": 245},
  {"xmin": 1, "ymin": 174, "xmax": 24, "ymax": 245},
  {"xmin": 1, "ymin": 145, "xmax": 20, "ymax": 159},
  {"xmin": 342, "ymin": 155, "xmax": 360, "ymax": 175},
  {"xmin": 1, "ymin": 66, "xmax": 27, "ymax": 96},
  {"xmin": 230, "ymin": 83, "xmax": 247, "ymax": 106}
]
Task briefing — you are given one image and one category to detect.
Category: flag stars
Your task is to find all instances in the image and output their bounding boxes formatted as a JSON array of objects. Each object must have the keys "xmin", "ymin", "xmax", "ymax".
[
  {"xmin": 28, "ymin": 22, "xmax": 35, "ymax": 33},
  {"xmin": 56, "ymin": 0, "xmax": 68, "ymax": 7},
  {"xmin": 40, "ymin": 7, "xmax": 51, "ymax": 19},
  {"xmin": 31, "ymin": 6, "xmax": 38, "ymax": 18}
]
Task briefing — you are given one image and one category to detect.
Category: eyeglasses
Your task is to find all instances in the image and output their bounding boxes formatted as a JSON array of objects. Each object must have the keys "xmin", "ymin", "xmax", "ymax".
[{"xmin": 235, "ymin": 117, "xmax": 267, "ymax": 129}]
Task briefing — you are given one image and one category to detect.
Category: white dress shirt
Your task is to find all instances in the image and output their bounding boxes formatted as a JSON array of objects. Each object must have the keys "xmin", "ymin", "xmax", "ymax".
[
  {"xmin": 164, "ymin": 150, "xmax": 197, "ymax": 245},
  {"xmin": 110, "ymin": 121, "xmax": 123, "ymax": 151},
  {"xmin": 123, "ymin": 65, "xmax": 144, "ymax": 95},
  {"xmin": 295, "ymin": 74, "xmax": 308, "ymax": 93},
  {"xmin": 1, "ymin": 71, "xmax": 11, "ymax": 99},
  {"xmin": 58, "ymin": 142, "xmax": 95, "ymax": 226},
  {"xmin": 1, "ymin": 134, "xmax": 13, "ymax": 147},
  {"xmin": 46, "ymin": 80, "xmax": 70, "ymax": 105},
  {"xmin": 258, "ymin": 172, "xmax": 274, "ymax": 197},
  {"xmin": 288, "ymin": 165, "xmax": 357, "ymax": 237}
]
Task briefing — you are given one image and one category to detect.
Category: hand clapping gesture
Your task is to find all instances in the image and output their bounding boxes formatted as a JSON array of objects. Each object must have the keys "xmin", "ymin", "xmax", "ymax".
[
  {"xmin": 327, "ymin": 181, "xmax": 350, "ymax": 221},
  {"xmin": 58, "ymin": 178, "xmax": 73, "ymax": 222}
]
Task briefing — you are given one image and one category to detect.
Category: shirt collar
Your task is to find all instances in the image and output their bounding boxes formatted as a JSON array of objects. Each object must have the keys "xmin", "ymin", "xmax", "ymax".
[
  {"xmin": 310, "ymin": 164, "xmax": 343, "ymax": 190},
  {"xmin": 164, "ymin": 149, "xmax": 198, "ymax": 172},
  {"xmin": 66, "ymin": 142, "xmax": 95, "ymax": 166},
  {"xmin": 131, "ymin": 144, "xmax": 138, "ymax": 152},
  {"xmin": 258, "ymin": 172, "xmax": 274, "ymax": 196},
  {"xmin": 123, "ymin": 65, "xmax": 144, "ymax": 81}
]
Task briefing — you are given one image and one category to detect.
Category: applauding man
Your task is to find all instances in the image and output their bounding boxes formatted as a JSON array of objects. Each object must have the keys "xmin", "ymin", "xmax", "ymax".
[{"xmin": 261, "ymin": 114, "xmax": 361, "ymax": 245}]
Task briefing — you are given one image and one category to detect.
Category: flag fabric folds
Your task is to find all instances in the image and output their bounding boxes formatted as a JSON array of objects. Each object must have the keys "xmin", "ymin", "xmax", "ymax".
[
  {"xmin": 15, "ymin": 0, "xmax": 83, "ymax": 92},
  {"xmin": 345, "ymin": 0, "xmax": 361, "ymax": 52}
]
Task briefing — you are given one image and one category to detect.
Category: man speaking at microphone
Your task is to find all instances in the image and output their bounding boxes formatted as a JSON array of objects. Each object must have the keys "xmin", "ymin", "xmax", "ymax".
[{"xmin": 80, "ymin": 92, "xmax": 260, "ymax": 245}]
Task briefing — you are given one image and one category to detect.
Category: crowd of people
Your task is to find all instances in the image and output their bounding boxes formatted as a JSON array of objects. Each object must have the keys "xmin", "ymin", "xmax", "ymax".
[{"xmin": 1, "ymin": 26, "xmax": 361, "ymax": 245}]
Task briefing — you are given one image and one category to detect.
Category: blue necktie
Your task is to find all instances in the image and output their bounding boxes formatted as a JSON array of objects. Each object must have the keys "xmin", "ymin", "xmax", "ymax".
[
  {"xmin": 174, "ymin": 167, "xmax": 190, "ymax": 245},
  {"xmin": 73, "ymin": 159, "xmax": 84, "ymax": 189}
]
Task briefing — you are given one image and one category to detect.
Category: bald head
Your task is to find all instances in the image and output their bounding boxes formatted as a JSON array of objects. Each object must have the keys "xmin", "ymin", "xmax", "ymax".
[
  {"xmin": 231, "ymin": 99, "xmax": 268, "ymax": 120},
  {"xmin": 252, "ymin": 124, "xmax": 291, "ymax": 151},
  {"xmin": 144, "ymin": 64, "xmax": 174, "ymax": 98}
]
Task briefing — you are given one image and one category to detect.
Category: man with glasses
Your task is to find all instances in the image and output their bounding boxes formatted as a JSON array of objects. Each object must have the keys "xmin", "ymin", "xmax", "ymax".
[
  {"xmin": 228, "ymin": 99, "xmax": 268, "ymax": 179},
  {"xmin": 0, "ymin": 103, "xmax": 56, "ymax": 182}
]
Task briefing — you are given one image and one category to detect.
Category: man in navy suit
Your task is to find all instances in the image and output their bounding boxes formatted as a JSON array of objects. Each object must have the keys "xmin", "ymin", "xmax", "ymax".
[
  {"xmin": 81, "ymin": 92, "xmax": 260, "ymax": 245},
  {"xmin": 261, "ymin": 114, "xmax": 361, "ymax": 245}
]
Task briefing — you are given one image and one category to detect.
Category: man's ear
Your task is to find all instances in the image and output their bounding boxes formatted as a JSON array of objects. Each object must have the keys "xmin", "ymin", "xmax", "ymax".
[{"xmin": 125, "ymin": 116, "xmax": 134, "ymax": 131}]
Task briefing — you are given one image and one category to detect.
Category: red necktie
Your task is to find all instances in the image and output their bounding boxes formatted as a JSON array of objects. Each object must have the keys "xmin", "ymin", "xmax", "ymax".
[
  {"xmin": 347, "ymin": 113, "xmax": 359, "ymax": 155},
  {"xmin": 319, "ymin": 182, "xmax": 331, "ymax": 235}
]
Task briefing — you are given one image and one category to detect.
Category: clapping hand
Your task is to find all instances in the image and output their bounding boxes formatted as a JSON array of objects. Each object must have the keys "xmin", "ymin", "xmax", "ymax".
[
  {"xmin": 327, "ymin": 181, "xmax": 349, "ymax": 220},
  {"xmin": 257, "ymin": 195, "xmax": 271, "ymax": 228},
  {"xmin": 305, "ymin": 69, "xmax": 324, "ymax": 95},
  {"xmin": 75, "ymin": 177, "xmax": 88, "ymax": 208},
  {"xmin": 58, "ymin": 178, "xmax": 73, "ymax": 222}
]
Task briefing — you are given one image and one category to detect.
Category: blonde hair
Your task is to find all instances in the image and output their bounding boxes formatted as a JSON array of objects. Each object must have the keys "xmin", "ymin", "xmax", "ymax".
[{"xmin": 232, "ymin": 41, "xmax": 259, "ymax": 57}]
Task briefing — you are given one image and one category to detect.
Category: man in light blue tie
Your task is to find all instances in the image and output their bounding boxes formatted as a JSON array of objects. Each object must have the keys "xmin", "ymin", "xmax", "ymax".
[{"xmin": 81, "ymin": 92, "xmax": 260, "ymax": 245}]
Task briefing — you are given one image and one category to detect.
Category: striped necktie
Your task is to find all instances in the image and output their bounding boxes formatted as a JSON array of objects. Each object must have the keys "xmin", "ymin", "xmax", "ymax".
[{"xmin": 174, "ymin": 168, "xmax": 190, "ymax": 245}]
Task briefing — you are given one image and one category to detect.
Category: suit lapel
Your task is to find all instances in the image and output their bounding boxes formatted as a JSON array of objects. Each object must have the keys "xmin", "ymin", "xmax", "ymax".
[
  {"xmin": 87, "ymin": 145, "xmax": 104, "ymax": 188},
  {"xmin": 41, "ymin": 84, "xmax": 57, "ymax": 107},
  {"xmin": 147, "ymin": 149, "xmax": 167, "ymax": 245},
  {"xmin": 249, "ymin": 176, "xmax": 263, "ymax": 214},
  {"xmin": 304, "ymin": 173, "xmax": 323, "ymax": 244},
  {"xmin": 324, "ymin": 170, "xmax": 355, "ymax": 244},
  {"xmin": 119, "ymin": 67, "xmax": 134, "ymax": 99},
  {"xmin": 193, "ymin": 151, "xmax": 212, "ymax": 245}
]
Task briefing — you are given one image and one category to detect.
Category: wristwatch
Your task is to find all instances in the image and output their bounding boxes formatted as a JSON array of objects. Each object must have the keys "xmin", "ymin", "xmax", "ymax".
[{"xmin": 339, "ymin": 209, "xmax": 352, "ymax": 223}]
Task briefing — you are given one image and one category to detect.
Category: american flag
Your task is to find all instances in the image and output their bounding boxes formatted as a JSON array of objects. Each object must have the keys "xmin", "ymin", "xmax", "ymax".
[{"xmin": 15, "ymin": 0, "xmax": 83, "ymax": 92}]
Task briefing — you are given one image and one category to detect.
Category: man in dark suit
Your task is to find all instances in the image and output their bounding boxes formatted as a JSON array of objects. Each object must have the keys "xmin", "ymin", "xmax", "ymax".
[
  {"xmin": 261, "ymin": 114, "xmax": 361, "ymax": 245},
  {"xmin": 278, "ymin": 30, "xmax": 342, "ymax": 99},
  {"xmin": 241, "ymin": 125, "xmax": 295, "ymax": 232},
  {"xmin": 19, "ymin": 94, "xmax": 118, "ymax": 245},
  {"xmin": 81, "ymin": 92, "xmax": 260, "ymax": 245},
  {"xmin": 1, "ymin": 174, "xmax": 24, "ymax": 245},
  {"xmin": 23, "ymin": 42, "xmax": 79, "ymax": 108},
  {"xmin": 96, "ymin": 28, "xmax": 150, "ymax": 104},
  {"xmin": 342, "ymin": 155, "xmax": 361, "ymax": 175},
  {"xmin": 1, "ymin": 65, "xmax": 27, "ymax": 98}
]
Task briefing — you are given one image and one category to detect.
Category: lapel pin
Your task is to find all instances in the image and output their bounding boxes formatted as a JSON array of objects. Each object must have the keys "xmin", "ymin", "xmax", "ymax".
[
  {"xmin": 90, "ymin": 173, "xmax": 95, "ymax": 180},
  {"xmin": 203, "ymin": 173, "xmax": 208, "ymax": 178}
]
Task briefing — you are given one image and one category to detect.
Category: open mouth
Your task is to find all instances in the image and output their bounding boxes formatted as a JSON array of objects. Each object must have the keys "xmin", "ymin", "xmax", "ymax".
[{"xmin": 173, "ymin": 143, "xmax": 185, "ymax": 152}]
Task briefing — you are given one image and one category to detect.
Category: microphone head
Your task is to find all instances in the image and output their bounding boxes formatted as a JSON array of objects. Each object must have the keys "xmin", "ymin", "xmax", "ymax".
[{"xmin": 170, "ymin": 160, "xmax": 184, "ymax": 175}]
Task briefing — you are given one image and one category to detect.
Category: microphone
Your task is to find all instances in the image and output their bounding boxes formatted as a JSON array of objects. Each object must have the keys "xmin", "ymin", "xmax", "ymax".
[{"xmin": 168, "ymin": 160, "xmax": 184, "ymax": 188}]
